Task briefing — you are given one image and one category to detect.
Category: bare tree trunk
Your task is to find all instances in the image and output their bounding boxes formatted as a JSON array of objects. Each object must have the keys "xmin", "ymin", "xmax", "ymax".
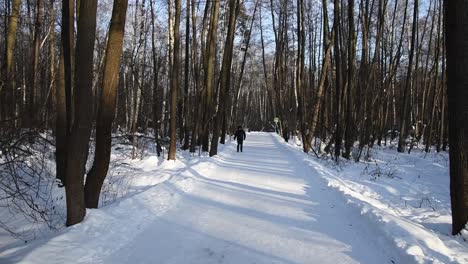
[
  {"xmin": 333, "ymin": 0, "xmax": 343, "ymax": 160},
  {"xmin": 232, "ymin": 0, "xmax": 259, "ymax": 136},
  {"xmin": 4, "ymin": 0, "xmax": 22, "ymax": 123},
  {"xmin": 296, "ymin": 0, "xmax": 309, "ymax": 153},
  {"xmin": 181, "ymin": 0, "xmax": 191, "ymax": 150},
  {"xmin": 356, "ymin": 0, "xmax": 371, "ymax": 155},
  {"xmin": 270, "ymin": 0, "xmax": 289, "ymax": 141},
  {"xmin": 56, "ymin": 50, "xmax": 67, "ymax": 186},
  {"xmin": 56, "ymin": 0, "xmax": 75, "ymax": 186},
  {"xmin": 310, "ymin": 0, "xmax": 332, "ymax": 139},
  {"xmin": 438, "ymin": 40, "xmax": 447, "ymax": 152},
  {"xmin": 209, "ymin": 0, "xmax": 239, "ymax": 156},
  {"xmin": 445, "ymin": 0, "xmax": 468, "ymax": 235},
  {"xmin": 46, "ymin": 0, "xmax": 57, "ymax": 129},
  {"xmin": 343, "ymin": 0, "xmax": 356, "ymax": 159},
  {"xmin": 259, "ymin": 3, "xmax": 276, "ymax": 125},
  {"xmin": 189, "ymin": 0, "xmax": 201, "ymax": 153},
  {"xmin": 201, "ymin": 0, "xmax": 220, "ymax": 152},
  {"xmin": 397, "ymin": 0, "xmax": 418, "ymax": 153},
  {"xmin": 64, "ymin": 0, "xmax": 97, "ymax": 226},
  {"xmin": 84, "ymin": 0, "xmax": 128, "ymax": 208},
  {"xmin": 27, "ymin": 0, "xmax": 43, "ymax": 126},
  {"xmin": 425, "ymin": 1, "xmax": 441, "ymax": 153},
  {"xmin": 168, "ymin": 0, "xmax": 181, "ymax": 160},
  {"xmin": 149, "ymin": 0, "xmax": 162, "ymax": 156}
]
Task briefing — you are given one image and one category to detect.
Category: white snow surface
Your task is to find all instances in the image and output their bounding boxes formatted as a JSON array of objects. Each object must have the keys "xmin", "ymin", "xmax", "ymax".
[{"xmin": 1, "ymin": 132, "xmax": 467, "ymax": 263}]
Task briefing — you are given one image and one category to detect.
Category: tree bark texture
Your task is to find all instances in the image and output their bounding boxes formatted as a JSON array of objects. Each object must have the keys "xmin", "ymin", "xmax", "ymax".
[
  {"xmin": 84, "ymin": 0, "xmax": 128, "ymax": 208},
  {"xmin": 64, "ymin": 0, "xmax": 97, "ymax": 226},
  {"xmin": 445, "ymin": 0, "xmax": 468, "ymax": 235},
  {"xmin": 168, "ymin": 0, "xmax": 181, "ymax": 160},
  {"xmin": 209, "ymin": 0, "xmax": 239, "ymax": 157}
]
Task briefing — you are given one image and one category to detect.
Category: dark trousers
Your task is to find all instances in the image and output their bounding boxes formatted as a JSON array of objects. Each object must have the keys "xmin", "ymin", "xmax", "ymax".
[{"xmin": 237, "ymin": 141, "xmax": 243, "ymax": 152}]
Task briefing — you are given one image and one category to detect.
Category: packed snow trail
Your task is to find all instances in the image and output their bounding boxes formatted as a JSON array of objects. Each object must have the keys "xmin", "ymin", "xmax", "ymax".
[{"xmin": 8, "ymin": 133, "xmax": 398, "ymax": 264}]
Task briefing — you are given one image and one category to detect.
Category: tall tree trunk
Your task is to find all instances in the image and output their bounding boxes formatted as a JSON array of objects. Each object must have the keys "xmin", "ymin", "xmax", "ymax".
[
  {"xmin": 357, "ymin": 0, "xmax": 371, "ymax": 155},
  {"xmin": 181, "ymin": 0, "xmax": 191, "ymax": 150},
  {"xmin": 189, "ymin": 0, "xmax": 201, "ymax": 153},
  {"xmin": 209, "ymin": 0, "xmax": 239, "ymax": 156},
  {"xmin": 168, "ymin": 0, "xmax": 181, "ymax": 160},
  {"xmin": 425, "ymin": 1, "xmax": 441, "ymax": 153},
  {"xmin": 46, "ymin": 0, "xmax": 56, "ymax": 129},
  {"xmin": 201, "ymin": 0, "xmax": 220, "ymax": 152},
  {"xmin": 4, "ymin": 0, "xmax": 21, "ymax": 123},
  {"xmin": 438, "ymin": 38, "xmax": 447, "ymax": 152},
  {"xmin": 296, "ymin": 0, "xmax": 309, "ymax": 153},
  {"xmin": 64, "ymin": 0, "xmax": 97, "ymax": 226},
  {"xmin": 84, "ymin": 0, "xmax": 128, "ymax": 208},
  {"xmin": 56, "ymin": 0, "xmax": 75, "ymax": 186},
  {"xmin": 149, "ymin": 0, "xmax": 162, "ymax": 156},
  {"xmin": 445, "ymin": 0, "xmax": 468, "ymax": 235},
  {"xmin": 29, "ymin": 0, "xmax": 42, "ymax": 126},
  {"xmin": 310, "ymin": 0, "xmax": 332, "ymax": 139},
  {"xmin": 333, "ymin": 0, "xmax": 343, "ymax": 160},
  {"xmin": 195, "ymin": 0, "xmax": 211, "ymax": 153},
  {"xmin": 343, "ymin": 0, "xmax": 356, "ymax": 159},
  {"xmin": 56, "ymin": 51, "xmax": 67, "ymax": 186},
  {"xmin": 232, "ymin": 0, "xmax": 259, "ymax": 136},
  {"xmin": 397, "ymin": 0, "xmax": 418, "ymax": 153}
]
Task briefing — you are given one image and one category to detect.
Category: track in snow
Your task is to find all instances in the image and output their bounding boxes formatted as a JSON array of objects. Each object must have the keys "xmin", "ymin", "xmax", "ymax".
[
  {"xmin": 10, "ymin": 133, "xmax": 398, "ymax": 264},
  {"xmin": 106, "ymin": 133, "xmax": 396, "ymax": 264}
]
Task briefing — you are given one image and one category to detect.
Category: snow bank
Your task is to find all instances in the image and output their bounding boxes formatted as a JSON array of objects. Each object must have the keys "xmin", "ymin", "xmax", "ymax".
[
  {"xmin": 0, "ymin": 136, "xmax": 206, "ymax": 263},
  {"xmin": 278, "ymin": 134, "xmax": 468, "ymax": 264}
]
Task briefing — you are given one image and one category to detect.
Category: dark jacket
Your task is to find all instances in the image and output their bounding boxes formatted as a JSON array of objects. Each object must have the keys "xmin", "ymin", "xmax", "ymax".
[{"xmin": 234, "ymin": 129, "xmax": 246, "ymax": 142}]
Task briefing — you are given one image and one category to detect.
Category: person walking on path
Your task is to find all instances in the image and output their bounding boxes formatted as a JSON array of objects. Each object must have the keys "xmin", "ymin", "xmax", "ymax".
[{"xmin": 234, "ymin": 126, "xmax": 246, "ymax": 152}]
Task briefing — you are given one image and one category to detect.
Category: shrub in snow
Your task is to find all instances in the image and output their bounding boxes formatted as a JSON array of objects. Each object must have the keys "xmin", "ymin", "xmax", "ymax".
[{"xmin": 0, "ymin": 130, "xmax": 65, "ymax": 240}]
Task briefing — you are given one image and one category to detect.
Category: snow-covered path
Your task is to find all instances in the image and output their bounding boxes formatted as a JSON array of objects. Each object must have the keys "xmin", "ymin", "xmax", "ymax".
[
  {"xmin": 105, "ymin": 133, "xmax": 395, "ymax": 264},
  {"xmin": 6, "ymin": 133, "xmax": 397, "ymax": 264}
]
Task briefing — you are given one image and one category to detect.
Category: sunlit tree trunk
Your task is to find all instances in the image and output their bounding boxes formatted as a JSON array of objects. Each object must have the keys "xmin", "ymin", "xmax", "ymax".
[
  {"xmin": 56, "ymin": 51, "xmax": 67, "ymax": 186},
  {"xmin": 310, "ymin": 0, "xmax": 332, "ymax": 139},
  {"xmin": 84, "ymin": 0, "xmax": 129, "ymax": 208},
  {"xmin": 28, "ymin": 0, "xmax": 42, "ymax": 126},
  {"xmin": 168, "ymin": 0, "xmax": 181, "ymax": 160},
  {"xmin": 4, "ymin": 0, "xmax": 22, "ymax": 123},
  {"xmin": 201, "ymin": 0, "xmax": 220, "ymax": 152},
  {"xmin": 209, "ymin": 0, "xmax": 239, "ymax": 156}
]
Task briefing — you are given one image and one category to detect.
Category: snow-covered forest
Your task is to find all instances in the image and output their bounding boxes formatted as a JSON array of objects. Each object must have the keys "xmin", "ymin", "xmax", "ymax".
[{"xmin": 0, "ymin": 0, "xmax": 467, "ymax": 263}]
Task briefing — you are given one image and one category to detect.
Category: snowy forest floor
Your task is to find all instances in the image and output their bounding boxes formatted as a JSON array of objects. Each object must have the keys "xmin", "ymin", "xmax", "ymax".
[{"xmin": 1, "ymin": 132, "xmax": 467, "ymax": 263}]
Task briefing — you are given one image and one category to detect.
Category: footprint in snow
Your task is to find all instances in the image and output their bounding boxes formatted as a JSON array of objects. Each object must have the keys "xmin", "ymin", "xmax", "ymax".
[
  {"xmin": 202, "ymin": 248, "xmax": 225, "ymax": 263},
  {"xmin": 203, "ymin": 248, "xmax": 215, "ymax": 257}
]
